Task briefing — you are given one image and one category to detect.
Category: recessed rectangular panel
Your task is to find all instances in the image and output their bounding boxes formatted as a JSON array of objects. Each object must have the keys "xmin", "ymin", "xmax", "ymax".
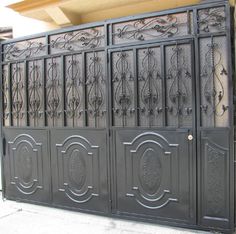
[
  {"xmin": 3, "ymin": 128, "xmax": 51, "ymax": 204},
  {"xmin": 51, "ymin": 129, "xmax": 109, "ymax": 213},
  {"xmin": 199, "ymin": 129, "xmax": 232, "ymax": 229},
  {"xmin": 114, "ymin": 129, "xmax": 195, "ymax": 224}
]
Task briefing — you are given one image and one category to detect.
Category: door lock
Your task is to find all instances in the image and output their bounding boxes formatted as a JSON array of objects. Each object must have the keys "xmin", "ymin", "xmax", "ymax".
[{"xmin": 188, "ymin": 135, "xmax": 193, "ymax": 141}]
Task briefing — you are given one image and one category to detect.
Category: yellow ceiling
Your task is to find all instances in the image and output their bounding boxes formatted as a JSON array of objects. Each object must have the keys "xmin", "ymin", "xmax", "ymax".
[{"xmin": 7, "ymin": 0, "xmax": 231, "ymax": 27}]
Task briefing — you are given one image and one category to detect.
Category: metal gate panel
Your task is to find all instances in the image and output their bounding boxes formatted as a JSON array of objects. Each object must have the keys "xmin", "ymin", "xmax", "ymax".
[
  {"xmin": 0, "ymin": 1, "xmax": 234, "ymax": 233},
  {"xmin": 199, "ymin": 129, "xmax": 231, "ymax": 229},
  {"xmin": 50, "ymin": 129, "xmax": 109, "ymax": 213},
  {"xmin": 113, "ymin": 129, "xmax": 195, "ymax": 224},
  {"xmin": 2, "ymin": 128, "xmax": 51, "ymax": 204}
]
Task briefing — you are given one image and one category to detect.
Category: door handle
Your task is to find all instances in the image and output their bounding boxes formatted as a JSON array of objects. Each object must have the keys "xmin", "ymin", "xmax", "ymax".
[{"xmin": 188, "ymin": 134, "xmax": 193, "ymax": 141}]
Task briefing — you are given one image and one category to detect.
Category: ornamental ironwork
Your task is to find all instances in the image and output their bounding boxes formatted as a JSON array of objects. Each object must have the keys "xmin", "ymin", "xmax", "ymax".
[
  {"xmin": 12, "ymin": 63, "xmax": 25, "ymax": 125},
  {"xmin": 86, "ymin": 52, "xmax": 106, "ymax": 127},
  {"xmin": 28, "ymin": 61, "xmax": 43, "ymax": 126},
  {"xmin": 3, "ymin": 38, "xmax": 46, "ymax": 61},
  {"xmin": 167, "ymin": 45, "xmax": 192, "ymax": 117},
  {"xmin": 112, "ymin": 51, "xmax": 134, "ymax": 126},
  {"xmin": 198, "ymin": 7, "xmax": 226, "ymax": 33},
  {"xmin": 50, "ymin": 27, "xmax": 105, "ymax": 53},
  {"xmin": 65, "ymin": 55, "xmax": 83, "ymax": 124},
  {"xmin": 200, "ymin": 38, "xmax": 228, "ymax": 117},
  {"xmin": 138, "ymin": 48, "xmax": 162, "ymax": 126},
  {"xmin": 112, "ymin": 12, "xmax": 190, "ymax": 44},
  {"xmin": 46, "ymin": 58, "xmax": 62, "ymax": 125}
]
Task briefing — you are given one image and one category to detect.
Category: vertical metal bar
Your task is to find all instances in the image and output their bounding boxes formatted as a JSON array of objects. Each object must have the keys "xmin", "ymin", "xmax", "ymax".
[
  {"xmin": 42, "ymin": 58, "xmax": 47, "ymax": 127},
  {"xmin": 61, "ymin": 55, "xmax": 65, "ymax": 127},
  {"xmin": 8, "ymin": 63, "xmax": 12, "ymax": 127},
  {"xmin": 193, "ymin": 7, "xmax": 201, "ymax": 226},
  {"xmin": 161, "ymin": 45, "xmax": 166, "ymax": 127},
  {"xmin": 46, "ymin": 34, "xmax": 50, "ymax": 56},
  {"xmin": 133, "ymin": 48, "xmax": 138, "ymax": 126},
  {"xmin": 225, "ymin": 2, "xmax": 234, "ymax": 229},
  {"xmin": 24, "ymin": 61, "xmax": 29, "ymax": 126},
  {"xmin": 187, "ymin": 10, "xmax": 191, "ymax": 35},
  {"xmin": 82, "ymin": 52, "xmax": 87, "ymax": 127},
  {"xmin": 109, "ymin": 23, "xmax": 113, "ymax": 46},
  {"xmin": 0, "ymin": 44, "xmax": 4, "ymax": 194},
  {"xmin": 104, "ymin": 22, "xmax": 113, "ymax": 213}
]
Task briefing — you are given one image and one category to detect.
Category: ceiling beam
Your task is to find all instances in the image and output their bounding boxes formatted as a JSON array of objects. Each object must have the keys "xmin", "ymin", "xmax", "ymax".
[{"xmin": 45, "ymin": 6, "xmax": 72, "ymax": 26}]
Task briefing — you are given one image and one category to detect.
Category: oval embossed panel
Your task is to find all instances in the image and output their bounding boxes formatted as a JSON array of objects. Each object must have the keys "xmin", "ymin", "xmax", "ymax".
[
  {"xmin": 17, "ymin": 145, "xmax": 33, "ymax": 184},
  {"xmin": 68, "ymin": 149, "xmax": 86, "ymax": 190},
  {"xmin": 139, "ymin": 148, "xmax": 162, "ymax": 195}
]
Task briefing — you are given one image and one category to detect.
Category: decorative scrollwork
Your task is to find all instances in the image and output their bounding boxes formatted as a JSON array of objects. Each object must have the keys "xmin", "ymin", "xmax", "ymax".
[
  {"xmin": 167, "ymin": 45, "xmax": 192, "ymax": 117},
  {"xmin": 200, "ymin": 38, "xmax": 228, "ymax": 117},
  {"xmin": 113, "ymin": 51, "xmax": 134, "ymax": 126},
  {"xmin": 198, "ymin": 7, "xmax": 226, "ymax": 33},
  {"xmin": 28, "ymin": 61, "xmax": 43, "ymax": 124},
  {"xmin": 66, "ymin": 56, "xmax": 83, "ymax": 122},
  {"xmin": 113, "ymin": 13, "xmax": 187, "ymax": 43},
  {"xmin": 139, "ymin": 48, "xmax": 162, "ymax": 125},
  {"xmin": 46, "ymin": 58, "xmax": 61, "ymax": 122},
  {"xmin": 2, "ymin": 67, "xmax": 10, "ymax": 122},
  {"xmin": 51, "ymin": 27, "xmax": 105, "ymax": 52},
  {"xmin": 4, "ymin": 39, "xmax": 45, "ymax": 61},
  {"xmin": 12, "ymin": 64, "xmax": 24, "ymax": 123},
  {"xmin": 86, "ymin": 52, "xmax": 106, "ymax": 123}
]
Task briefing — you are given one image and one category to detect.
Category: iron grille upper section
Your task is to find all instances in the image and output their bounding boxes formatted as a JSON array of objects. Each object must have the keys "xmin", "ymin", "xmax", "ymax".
[
  {"xmin": 1, "ymin": 2, "xmax": 230, "ymax": 128},
  {"xmin": 111, "ymin": 12, "xmax": 193, "ymax": 45}
]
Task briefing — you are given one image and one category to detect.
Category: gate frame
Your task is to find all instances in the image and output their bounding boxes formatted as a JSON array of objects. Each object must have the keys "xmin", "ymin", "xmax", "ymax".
[{"xmin": 0, "ymin": 0, "xmax": 235, "ymax": 233}]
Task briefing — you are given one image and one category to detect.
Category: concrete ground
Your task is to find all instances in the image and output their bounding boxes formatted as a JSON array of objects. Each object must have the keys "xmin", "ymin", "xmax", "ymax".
[{"xmin": 0, "ymin": 195, "xmax": 211, "ymax": 234}]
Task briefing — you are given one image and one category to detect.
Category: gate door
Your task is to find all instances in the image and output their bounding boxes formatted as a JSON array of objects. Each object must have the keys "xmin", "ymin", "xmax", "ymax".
[
  {"xmin": 1, "ymin": 0, "xmax": 234, "ymax": 232},
  {"xmin": 110, "ymin": 40, "xmax": 196, "ymax": 224}
]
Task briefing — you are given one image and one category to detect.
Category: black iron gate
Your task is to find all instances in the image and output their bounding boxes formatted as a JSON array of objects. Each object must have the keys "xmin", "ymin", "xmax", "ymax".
[{"xmin": 1, "ymin": 0, "xmax": 234, "ymax": 232}]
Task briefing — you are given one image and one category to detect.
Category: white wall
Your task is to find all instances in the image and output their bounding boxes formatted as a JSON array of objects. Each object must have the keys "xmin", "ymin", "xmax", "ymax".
[{"xmin": 0, "ymin": 6, "xmax": 59, "ymax": 38}]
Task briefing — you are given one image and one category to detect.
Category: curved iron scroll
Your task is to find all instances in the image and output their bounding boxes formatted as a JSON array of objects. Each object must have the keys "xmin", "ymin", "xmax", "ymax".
[
  {"xmin": 2, "ymin": 67, "xmax": 9, "ymax": 122},
  {"xmin": 198, "ymin": 7, "xmax": 226, "ymax": 33},
  {"xmin": 113, "ymin": 51, "xmax": 134, "ymax": 126},
  {"xmin": 167, "ymin": 45, "xmax": 192, "ymax": 118},
  {"xmin": 65, "ymin": 56, "xmax": 83, "ymax": 124},
  {"xmin": 114, "ymin": 14, "xmax": 181, "ymax": 42},
  {"xmin": 28, "ymin": 61, "xmax": 43, "ymax": 125},
  {"xmin": 46, "ymin": 58, "xmax": 62, "ymax": 125},
  {"xmin": 86, "ymin": 52, "xmax": 106, "ymax": 127},
  {"xmin": 139, "ymin": 48, "xmax": 162, "ymax": 126},
  {"xmin": 4, "ymin": 40, "xmax": 45, "ymax": 61},
  {"xmin": 51, "ymin": 27, "xmax": 104, "ymax": 52},
  {"xmin": 200, "ymin": 38, "xmax": 228, "ymax": 117},
  {"xmin": 12, "ymin": 64, "xmax": 24, "ymax": 125}
]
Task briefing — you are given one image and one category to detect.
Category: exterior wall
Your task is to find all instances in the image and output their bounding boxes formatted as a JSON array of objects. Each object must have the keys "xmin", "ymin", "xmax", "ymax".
[{"xmin": 0, "ymin": 6, "xmax": 59, "ymax": 38}]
